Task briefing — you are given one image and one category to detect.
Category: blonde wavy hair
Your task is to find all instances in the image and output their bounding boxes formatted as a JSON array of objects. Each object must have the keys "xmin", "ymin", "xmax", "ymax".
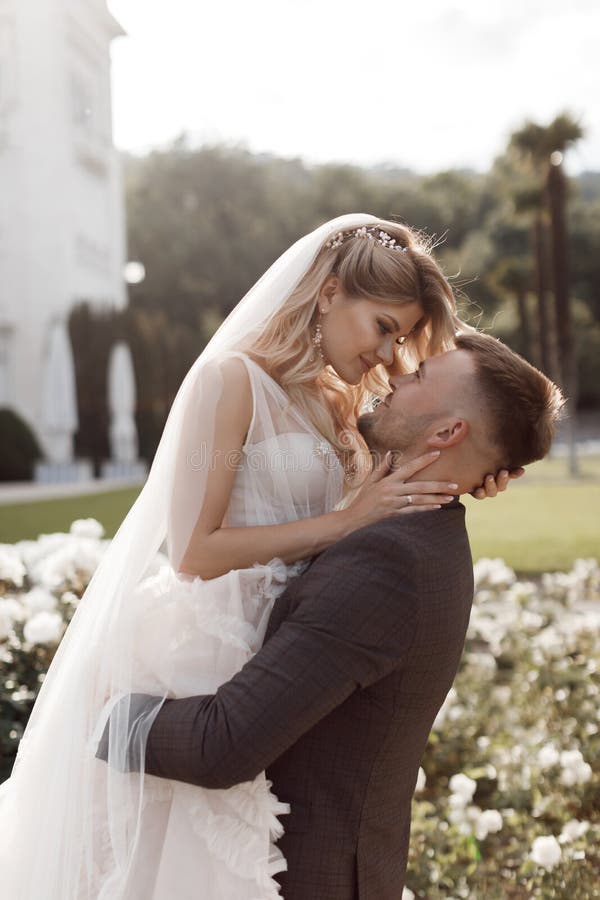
[{"xmin": 240, "ymin": 218, "xmax": 461, "ymax": 481}]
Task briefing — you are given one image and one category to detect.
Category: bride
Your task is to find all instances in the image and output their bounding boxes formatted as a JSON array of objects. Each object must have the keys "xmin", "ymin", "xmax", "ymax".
[{"xmin": 0, "ymin": 214, "xmax": 506, "ymax": 898}]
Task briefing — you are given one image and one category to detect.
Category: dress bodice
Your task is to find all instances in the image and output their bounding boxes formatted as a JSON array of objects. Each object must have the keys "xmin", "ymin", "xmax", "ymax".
[{"xmin": 221, "ymin": 354, "xmax": 345, "ymax": 528}]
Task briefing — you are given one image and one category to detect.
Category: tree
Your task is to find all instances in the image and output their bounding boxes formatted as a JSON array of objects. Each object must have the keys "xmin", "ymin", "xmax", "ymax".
[
  {"xmin": 512, "ymin": 185, "xmax": 557, "ymax": 380},
  {"xmin": 510, "ymin": 114, "xmax": 584, "ymax": 475},
  {"xmin": 489, "ymin": 257, "xmax": 535, "ymax": 362}
]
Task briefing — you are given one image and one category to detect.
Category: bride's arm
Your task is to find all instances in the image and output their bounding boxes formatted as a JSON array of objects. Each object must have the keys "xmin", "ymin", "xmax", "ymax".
[
  {"xmin": 179, "ymin": 358, "xmax": 455, "ymax": 580},
  {"xmin": 178, "ymin": 356, "xmax": 352, "ymax": 579}
]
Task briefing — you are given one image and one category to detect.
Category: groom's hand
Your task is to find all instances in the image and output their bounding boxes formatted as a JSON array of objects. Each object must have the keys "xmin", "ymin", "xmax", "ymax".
[
  {"xmin": 94, "ymin": 693, "xmax": 165, "ymax": 772},
  {"xmin": 471, "ymin": 467, "xmax": 524, "ymax": 499}
]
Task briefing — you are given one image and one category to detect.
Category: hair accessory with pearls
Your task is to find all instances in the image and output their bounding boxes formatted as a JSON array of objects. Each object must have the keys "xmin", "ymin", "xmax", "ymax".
[{"xmin": 325, "ymin": 225, "xmax": 409, "ymax": 252}]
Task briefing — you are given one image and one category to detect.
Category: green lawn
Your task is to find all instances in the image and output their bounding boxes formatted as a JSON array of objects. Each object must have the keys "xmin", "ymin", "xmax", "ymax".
[
  {"xmin": 1, "ymin": 455, "xmax": 598, "ymax": 573},
  {"xmin": 463, "ymin": 453, "xmax": 600, "ymax": 572},
  {"xmin": 0, "ymin": 488, "xmax": 141, "ymax": 544}
]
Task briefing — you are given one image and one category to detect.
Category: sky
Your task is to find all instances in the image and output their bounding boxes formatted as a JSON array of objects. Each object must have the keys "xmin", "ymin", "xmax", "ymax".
[{"xmin": 107, "ymin": 0, "xmax": 600, "ymax": 175}]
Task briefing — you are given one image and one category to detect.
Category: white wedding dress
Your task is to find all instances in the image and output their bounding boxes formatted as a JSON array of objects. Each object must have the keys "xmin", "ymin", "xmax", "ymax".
[
  {"xmin": 85, "ymin": 352, "xmax": 343, "ymax": 899},
  {"xmin": 1, "ymin": 214, "xmax": 382, "ymax": 900}
]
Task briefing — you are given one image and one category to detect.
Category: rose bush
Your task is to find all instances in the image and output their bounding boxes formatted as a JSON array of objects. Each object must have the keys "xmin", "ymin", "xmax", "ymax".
[
  {"xmin": 0, "ymin": 520, "xmax": 167, "ymax": 781},
  {"xmin": 407, "ymin": 556, "xmax": 600, "ymax": 898},
  {"xmin": 1, "ymin": 526, "xmax": 598, "ymax": 896}
]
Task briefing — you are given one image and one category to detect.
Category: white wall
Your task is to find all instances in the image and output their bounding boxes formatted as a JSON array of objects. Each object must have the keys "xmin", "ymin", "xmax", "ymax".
[{"xmin": 0, "ymin": 0, "xmax": 126, "ymax": 456}]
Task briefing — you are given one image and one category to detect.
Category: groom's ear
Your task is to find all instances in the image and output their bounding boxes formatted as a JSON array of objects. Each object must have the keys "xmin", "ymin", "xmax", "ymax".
[{"xmin": 425, "ymin": 418, "xmax": 469, "ymax": 450}]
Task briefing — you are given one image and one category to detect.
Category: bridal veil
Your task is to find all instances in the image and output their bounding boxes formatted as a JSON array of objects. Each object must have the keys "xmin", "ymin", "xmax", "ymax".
[{"xmin": 0, "ymin": 214, "xmax": 387, "ymax": 898}]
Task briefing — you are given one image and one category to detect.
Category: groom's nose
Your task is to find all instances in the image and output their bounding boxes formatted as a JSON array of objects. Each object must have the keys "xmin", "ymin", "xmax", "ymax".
[
  {"xmin": 388, "ymin": 364, "xmax": 419, "ymax": 388},
  {"xmin": 383, "ymin": 381, "xmax": 398, "ymax": 405}
]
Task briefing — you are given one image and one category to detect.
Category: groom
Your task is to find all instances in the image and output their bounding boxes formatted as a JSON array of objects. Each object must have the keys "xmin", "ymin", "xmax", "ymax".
[{"xmin": 98, "ymin": 332, "xmax": 563, "ymax": 899}]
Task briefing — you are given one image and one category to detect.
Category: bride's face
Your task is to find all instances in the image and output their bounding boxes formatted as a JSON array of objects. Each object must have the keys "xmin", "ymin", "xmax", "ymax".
[{"xmin": 317, "ymin": 277, "xmax": 424, "ymax": 385}]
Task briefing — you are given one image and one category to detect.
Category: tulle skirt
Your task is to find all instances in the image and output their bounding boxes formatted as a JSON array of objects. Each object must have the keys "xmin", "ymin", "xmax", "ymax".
[{"xmin": 1, "ymin": 561, "xmax": 297, "ymax": 899}]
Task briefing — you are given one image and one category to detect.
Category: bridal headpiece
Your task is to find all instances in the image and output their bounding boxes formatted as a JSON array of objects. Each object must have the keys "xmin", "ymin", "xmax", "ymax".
[{"xmin": 325, "ymin": 225, "xmax": 409, "ymax": 253}]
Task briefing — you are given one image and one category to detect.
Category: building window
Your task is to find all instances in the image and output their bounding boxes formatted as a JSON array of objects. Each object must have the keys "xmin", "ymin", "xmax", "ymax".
[
  {"xmin": 71, "ymin": 72, "xmax": 94, "ymax": 131},
  {"xmin": 70, "ymin": 63, "xmax": 108, "ymax": 177}
]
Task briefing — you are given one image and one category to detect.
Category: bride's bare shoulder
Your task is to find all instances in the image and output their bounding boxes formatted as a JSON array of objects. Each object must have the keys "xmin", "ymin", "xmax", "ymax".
[
  {"xmin": 215, "ymin": 353, "xmax": 252, "ymax": 378},
  {"xmin": 204, "ymin": 354, "xmax": 252, "ymax": 391}
]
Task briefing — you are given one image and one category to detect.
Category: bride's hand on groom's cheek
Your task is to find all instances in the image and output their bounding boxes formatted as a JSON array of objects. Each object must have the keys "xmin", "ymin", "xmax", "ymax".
[{"xmin": 471, "ymin": 468, "xmax": 525, "ymax": 500}]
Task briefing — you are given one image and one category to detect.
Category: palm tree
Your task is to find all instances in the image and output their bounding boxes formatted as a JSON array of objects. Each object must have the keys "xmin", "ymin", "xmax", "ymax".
[
  {"xmin": 512, "ymin": 185, "xmax": 557, "ymax": 380},
  {"xmin": 510, "ymin": 114, "xmax": 584, "ymax": 475},
  {"xmin": 491, "ymin": 257, "xmax": 536, "ymax": 363}
]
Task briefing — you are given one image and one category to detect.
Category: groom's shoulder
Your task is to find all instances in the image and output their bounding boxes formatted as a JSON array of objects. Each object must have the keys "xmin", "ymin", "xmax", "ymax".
[
  {"xmin": 275, "ymin": 506, "xmax": 471, "ymax": 629},
  {"xmin": 307, "ymin": 504, "xmax": 468, "ymax": 583},
  {"xmin": 311, "ymin": 504, "xmax": 471, "ymax": 588},
  {"xmin": 344, "ymin": 502, "xmax": 468, "ymax": 555}
]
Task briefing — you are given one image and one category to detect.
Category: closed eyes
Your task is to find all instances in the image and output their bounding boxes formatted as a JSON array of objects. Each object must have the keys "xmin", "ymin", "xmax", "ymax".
[{"xmin": 377, "ymin": 320, "xmax": 408, "ymax": 346}]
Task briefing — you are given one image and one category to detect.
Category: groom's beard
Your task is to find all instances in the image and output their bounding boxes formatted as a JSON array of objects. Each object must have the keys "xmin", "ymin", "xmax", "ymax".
[
  {"xmin": 356, "ymin": 412, "xmax": 391, "ymax": 457},
  {"xmin": 357, "ymin": 409, "xmax": 436, "ymax": 459}
]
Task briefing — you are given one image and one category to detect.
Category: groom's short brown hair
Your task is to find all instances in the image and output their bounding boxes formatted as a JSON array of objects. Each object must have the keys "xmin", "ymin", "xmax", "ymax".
[{"xmin": 455, "ymin": 332, "xmax": 565, "ymax": 469}]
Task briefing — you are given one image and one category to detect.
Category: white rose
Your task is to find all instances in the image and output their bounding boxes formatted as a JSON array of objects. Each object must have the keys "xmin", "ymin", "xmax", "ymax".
[
  {"xmin": 559, "ymin": 820, "xmax": 590, "ymax": 844},
  {"xmin": 537, "ymin": 743, "xmax": 560, "ymax": 769},
  {"xmin": 466, "ymin": 651, "xmax": 497, "ymax": 675},
  {"xmin": 560, "ymin": 749, "xmax": 592, "ymax": 785},
  {"xmin": 475, "ymin": 809, "xmax": 503, "ymax": 840},
  {"xmin": 448, "ymin": 805, "xmax": 468, "ymax": 826},
  {"xmin": 402, "ymin": 890, "xmax": 415, "ymax": 900},
  {"xmin": 560, "ymin": 749, "xmax": 584, "ymax": 768},
  {"xmin": 433, "ymin": 687, "xmax": 457, "ymax": 729},
  {"xmin": 530, "ymin": 835, "xmax": 561, "ymax": 870},
  {"xmin": 0, "ymin": 606, "xmax": 13, "ymax": 641},
  {"xmin": 22, "ymin": 587, "xmax": 58, "ymax": 614},
  {"xmin": 473, "ymin": 557, "xmax": 516, "ymax": 588},
  {"xmin": 36, "ymin": 537, "xmax": 105, "ymax": 589},
  {"xmin": 449, "ymin": 773, "xmax": 477, "ymax": 803},
  {"xmin": 466, "ymin": 805, "xmax": 482, "ymax": 823},
  {"xmin": 561, "ymin": 763, "xmax": 592, "ymax": 786},
  {"xmin": 23, "ymin": 610, "xmax": 64, "ymax": 645},
  {"xmin": 69, "ymin": 518, "xmax": 105, "ymax": 539},
  {"xmin": 415, "ymin": 767, "xmax": 426, "ymax": 793},
  {"xmin": 0, "ymin": 545, "xmax": 26, "ymax": 587},
  {"xmin": 0, "ymin": 596, "xmax": 26, "ymax": 623}
]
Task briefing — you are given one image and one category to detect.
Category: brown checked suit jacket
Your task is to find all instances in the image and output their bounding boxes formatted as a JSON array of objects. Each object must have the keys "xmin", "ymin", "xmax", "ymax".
[{"xmin": 101, "ymin": 503, "xmax": 473, "ymax": 899}]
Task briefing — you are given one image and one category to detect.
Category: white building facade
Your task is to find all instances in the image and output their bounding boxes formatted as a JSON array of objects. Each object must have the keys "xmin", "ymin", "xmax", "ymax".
[{"xmin": 0, "ymin": 0, "xmax": 126, "ymax": 458}]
